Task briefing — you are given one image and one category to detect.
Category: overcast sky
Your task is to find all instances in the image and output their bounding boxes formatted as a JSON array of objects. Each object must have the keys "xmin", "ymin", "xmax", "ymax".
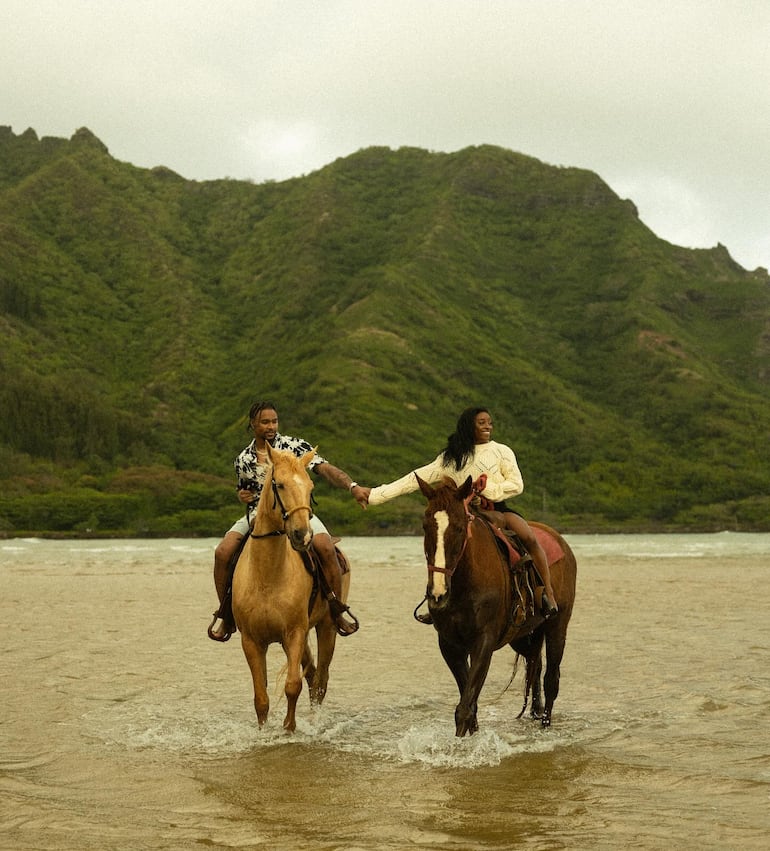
[{"xmin": 2, "ymin": 1, "xmax": 768, "ymax": 270}]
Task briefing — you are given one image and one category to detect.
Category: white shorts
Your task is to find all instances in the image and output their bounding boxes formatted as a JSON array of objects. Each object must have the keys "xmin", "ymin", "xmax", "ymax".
[{"xmin": 227, "ymin": 513, "xmax": 329, "ymax": 536}]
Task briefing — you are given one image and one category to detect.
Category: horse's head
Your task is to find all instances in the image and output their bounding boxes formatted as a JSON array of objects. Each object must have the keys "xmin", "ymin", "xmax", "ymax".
[
  {"xmin": 418, "ymin": 474, "xmax": 475, "ymax": 608},
  {"xmin": 259, "ymin": 445, "xmax": 316, "ymax": 551}
]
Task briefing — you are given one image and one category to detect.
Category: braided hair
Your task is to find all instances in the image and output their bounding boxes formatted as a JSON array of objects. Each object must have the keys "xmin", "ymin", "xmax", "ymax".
[{"xmin": 247, "ymin": 400, "xmax": 278, "ymax": 431}]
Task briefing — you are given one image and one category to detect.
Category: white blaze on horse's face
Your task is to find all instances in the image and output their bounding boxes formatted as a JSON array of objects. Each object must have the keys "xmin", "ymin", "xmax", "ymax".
[
  {"xmin": 291, "ymin": 471, "xmax": 314, "ymax": 549},
  {"xmin": 430, "ymin": 511, "xmax": 449, "ymax": 599}
]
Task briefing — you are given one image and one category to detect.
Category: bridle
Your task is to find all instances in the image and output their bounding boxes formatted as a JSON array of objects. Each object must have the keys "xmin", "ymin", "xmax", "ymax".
[
  {"xmin": 251, "ymin": 475, "xmax": 313, "ymax": 539},
  {"xmin": 425, "ymin": 493, "xmax": 477, "ymax": 578}
]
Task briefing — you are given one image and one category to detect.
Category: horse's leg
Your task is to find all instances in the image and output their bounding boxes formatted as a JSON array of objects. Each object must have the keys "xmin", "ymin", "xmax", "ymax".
[
  {"xmin": 310, "ymin": 619, "xmax": 338, "ymax": 706},
  {"xmin": 241, "ymin": 634, "xmax": 270, "ymax": 726},
  {"xmin": 541, "ymin": 621, "xmax": 568, "ymax": 728},
  {"xmin": 308, "ymin": 557, "xmax": 348, "ymax": 704},
  {"xmin": 456, "ymin": 639, "xmax": 496, "ymax": 736},
  {"xmin": 301, "ymin": 636, "xmax": 317, "ymax": 694},
  {"xmin": 438, "ymin": 636, "xmax": 469, "ymax": 695},
  {"xmin": 525, "ymin": 633, "xmax": 545, "ymax": 719},
  {"xmin": 438, "ymin": 636, "xmax": 476, "ymax": 734},
  {"xmin": 282, "ymin": 628, "xmax": 307, "ymax": 732}
]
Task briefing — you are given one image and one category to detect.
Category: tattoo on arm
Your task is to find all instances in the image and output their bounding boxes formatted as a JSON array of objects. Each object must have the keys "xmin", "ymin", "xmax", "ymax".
[{"xmin": 315, "ymin": 463, "xmax": 352, "ymax": 490}]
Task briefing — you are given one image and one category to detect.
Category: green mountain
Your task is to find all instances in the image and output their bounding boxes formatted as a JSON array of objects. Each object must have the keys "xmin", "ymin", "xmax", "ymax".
[{"xmin": 1, "ymin": 125, "xmax": 768, "ymax": 536}]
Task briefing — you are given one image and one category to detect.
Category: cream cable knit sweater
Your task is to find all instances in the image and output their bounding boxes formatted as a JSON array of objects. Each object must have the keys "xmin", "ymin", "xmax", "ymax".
[{"xmin": 367, "ymin": 440, "xmax": 524, "ymax": 505}]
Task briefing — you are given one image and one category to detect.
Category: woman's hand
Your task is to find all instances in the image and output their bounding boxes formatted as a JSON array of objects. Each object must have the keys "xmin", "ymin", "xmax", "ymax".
[
  {"xmin": 353, "ymin": 485, "xmax": 371, "ymax": 509},
  {"xmin": 472, "ymin": 474, "xmax": 488, "ymax": 494}
]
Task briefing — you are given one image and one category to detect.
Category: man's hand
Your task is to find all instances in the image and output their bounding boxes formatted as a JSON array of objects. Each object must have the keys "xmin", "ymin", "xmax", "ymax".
[{"xmin": 315, "ymin": 462, "xmax": 370, "ymax": 509}]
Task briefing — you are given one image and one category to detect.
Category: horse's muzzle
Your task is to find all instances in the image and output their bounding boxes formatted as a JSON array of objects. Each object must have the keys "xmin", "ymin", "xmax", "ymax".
[
  {"xmin": 428, "ymin": 591, "xmax": 449, "ymax": 610},
  {"xmin": 288, "ymin": 528, "xmax": 313, "ymax": 552}
]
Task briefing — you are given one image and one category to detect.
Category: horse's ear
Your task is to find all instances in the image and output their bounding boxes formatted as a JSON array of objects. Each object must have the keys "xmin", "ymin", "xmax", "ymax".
[
  {"xmin": 458, "ymin": 476, "xmax": 474, "ymax": 499},
  {"xmin": 302, "ymin": 447, "xmax": 317, "ymax": 467},
  {"xmin": 416, "ymin": 474, "xmax": 435, "ymax": 499}
]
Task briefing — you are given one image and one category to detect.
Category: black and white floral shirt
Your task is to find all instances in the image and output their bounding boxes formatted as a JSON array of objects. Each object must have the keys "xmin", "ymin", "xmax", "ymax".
[{"xmin": 234, "ymin": 433, "xmax": 327, "ymax": 519}]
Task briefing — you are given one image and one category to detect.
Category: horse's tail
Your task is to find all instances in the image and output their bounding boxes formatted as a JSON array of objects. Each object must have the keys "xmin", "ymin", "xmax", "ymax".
[
  {"xmin": 515, "ymin": 652, "xmax": 533, "ymax": 719},
  {"xmin": 500, "ymin": 651, "xmax": 520, "ymax": 695},
  {"xmin": 273, "ymin": 658, "xmax": 314, "ymax": 701}
]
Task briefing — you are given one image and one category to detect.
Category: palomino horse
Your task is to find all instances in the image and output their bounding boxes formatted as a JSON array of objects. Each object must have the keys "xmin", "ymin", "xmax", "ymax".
[
  {"xmin": 417, "ymin": 475, "xmax": 577, "ymax": 736},
  {"xmin": 231, "ymin": 445, "xmax": 351, "ymax": 732}
]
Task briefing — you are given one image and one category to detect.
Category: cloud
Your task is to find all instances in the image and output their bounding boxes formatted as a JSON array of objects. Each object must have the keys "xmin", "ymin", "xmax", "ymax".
[{"xmin": 1, "ymin": 0, "xmax": 768, "ymax": 269}]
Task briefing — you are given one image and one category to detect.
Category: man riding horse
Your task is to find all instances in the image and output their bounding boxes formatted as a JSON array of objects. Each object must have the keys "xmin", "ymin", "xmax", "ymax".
[{"xmin": 208, "ymin": 400, "xmax": 367, "ymax": 641}]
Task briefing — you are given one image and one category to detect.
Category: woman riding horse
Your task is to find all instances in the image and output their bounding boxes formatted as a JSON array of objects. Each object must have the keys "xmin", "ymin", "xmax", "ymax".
[
  {"xmin": 418, "ymin": 475, "xmax": 577, "ymax": 732},
  {"xmin": 359, "ymin": 406, "xmax": 558, "ymax": 619}
]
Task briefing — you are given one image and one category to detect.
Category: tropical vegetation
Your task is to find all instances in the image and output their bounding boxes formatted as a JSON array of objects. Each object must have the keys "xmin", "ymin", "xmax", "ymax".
[{"xmin": 1, "ymin": 125, "xmax": 768, "ymax": 536}]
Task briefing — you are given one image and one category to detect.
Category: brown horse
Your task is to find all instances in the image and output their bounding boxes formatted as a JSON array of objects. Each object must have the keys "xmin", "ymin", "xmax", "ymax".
[
  {"xmin": 231, "ymin": 445, "xmax": 351, "ymax": 732},
  {"xmin": 417, "ymin": 475, "xmax": 577, "ymax": 736}
]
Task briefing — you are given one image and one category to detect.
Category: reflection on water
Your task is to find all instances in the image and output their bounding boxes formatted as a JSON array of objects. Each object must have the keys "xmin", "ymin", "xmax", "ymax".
[{"xmin": 1, "ymin": 534, "xmax": 769, "ymax": 850}]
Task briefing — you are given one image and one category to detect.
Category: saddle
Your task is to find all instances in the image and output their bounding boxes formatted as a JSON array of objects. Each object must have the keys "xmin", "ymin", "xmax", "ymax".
[
  {"xmin": 209, "ymin": 538, "xmax": 352, "ymax": 642},
  {"xmin": 475, "ymin": 513, "xmax": 547, "ymax": 627},
  {"xmin": 300, "ymin": 545, "xmax": 358, "ymax": 635}
]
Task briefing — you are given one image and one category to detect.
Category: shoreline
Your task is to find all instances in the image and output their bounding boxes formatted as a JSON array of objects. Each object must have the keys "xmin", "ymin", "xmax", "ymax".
[{"xmin": 2, "ymin": 525, "xmax": 769, "ymax": 541}]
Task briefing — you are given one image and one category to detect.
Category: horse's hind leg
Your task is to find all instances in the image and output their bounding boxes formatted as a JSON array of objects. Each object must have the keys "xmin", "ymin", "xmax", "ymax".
[
  {"xmin": 541, "ymin": 626, "xmax": 567, "ymax": 728},
  {"xmin": 311, "ymin": 620, "xmax": 338, "ymax": 706},
  {"xmin": 526, "ymin": 634, "xmax": 546, "ymax": 720},
  {"xmin": 301, "ymin": 637, "xmax": 317, "ymax": 694},
  {"xmin": 528, "ymin": 653, "xmax": 544, "ymax": 719},
  {"xmin": 241, "ymin": 635, "xmax": 270, "ymax": 726},
  {"xmin": 512, "ymin": 632, "xmax": 545, "ymax": 720}
]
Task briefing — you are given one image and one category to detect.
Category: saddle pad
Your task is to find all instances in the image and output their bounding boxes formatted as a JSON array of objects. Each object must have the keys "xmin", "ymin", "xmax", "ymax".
[{"xmin": 534, "ymin": 526, "xmax": 564, "ymax": 566}]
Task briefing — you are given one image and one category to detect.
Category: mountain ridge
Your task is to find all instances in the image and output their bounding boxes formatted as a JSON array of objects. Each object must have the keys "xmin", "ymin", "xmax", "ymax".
[{"xmin": 1, "ymin": 126, "xmax": 768, "ymax": 535}]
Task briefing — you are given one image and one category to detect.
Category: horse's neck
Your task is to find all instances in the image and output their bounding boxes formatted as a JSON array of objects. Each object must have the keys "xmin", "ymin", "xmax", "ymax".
[
  {"xmin": 243, "ymin": 513, "xmax": 291, "ymax": 580},
  {"xmin": 461, "ymin": 522, "xmax": 504, "ymax": 586},
  {"xmin": 251, "ymin": 504, "xmax": 283, "ymax": 538}
]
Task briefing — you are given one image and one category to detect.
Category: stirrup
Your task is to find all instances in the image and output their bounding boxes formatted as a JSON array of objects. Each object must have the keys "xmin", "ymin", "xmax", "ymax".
[
  {"xmin": 327, "ymin": 596, "xmax": 360, "ymax": 637},
  {"xmin": 413, "ymin": 598, "xmax": 433, "ymax": 625},
  {"xmin": 207, "ymin": 612, "xmax": 233, "ymax": 642}
]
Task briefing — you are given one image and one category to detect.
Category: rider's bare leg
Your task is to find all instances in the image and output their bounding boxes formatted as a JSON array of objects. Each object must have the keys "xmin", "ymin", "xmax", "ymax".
[
  {"xmin": 214, "ymin": 531, "xmax": 243, "ymax": 602},
  {"xmin": 209, "ymin": 530, "xmax": 243, "ymax": 639},
  {"xmin": 504, "ymin": 513, "xmax": 558, "ymax": 618},
  {"xmin": 311, "ymin": 532, "xmax": 359, "ymax": 636}
]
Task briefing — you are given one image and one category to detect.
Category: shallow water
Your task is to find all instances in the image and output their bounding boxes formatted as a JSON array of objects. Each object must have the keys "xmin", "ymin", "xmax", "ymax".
[{"xmin": 1, "ymin": 533, "xmax": 768, "ymax": 849}]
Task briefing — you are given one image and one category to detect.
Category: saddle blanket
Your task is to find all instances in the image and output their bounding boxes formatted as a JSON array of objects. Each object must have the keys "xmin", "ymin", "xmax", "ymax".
[
  {"xmin": 490, "ymin": 522, "xmax": 564, "ymax": 568},
  {"xmin": 533, "ymin": 526, "xmax": 564, "ymax": 566}
]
